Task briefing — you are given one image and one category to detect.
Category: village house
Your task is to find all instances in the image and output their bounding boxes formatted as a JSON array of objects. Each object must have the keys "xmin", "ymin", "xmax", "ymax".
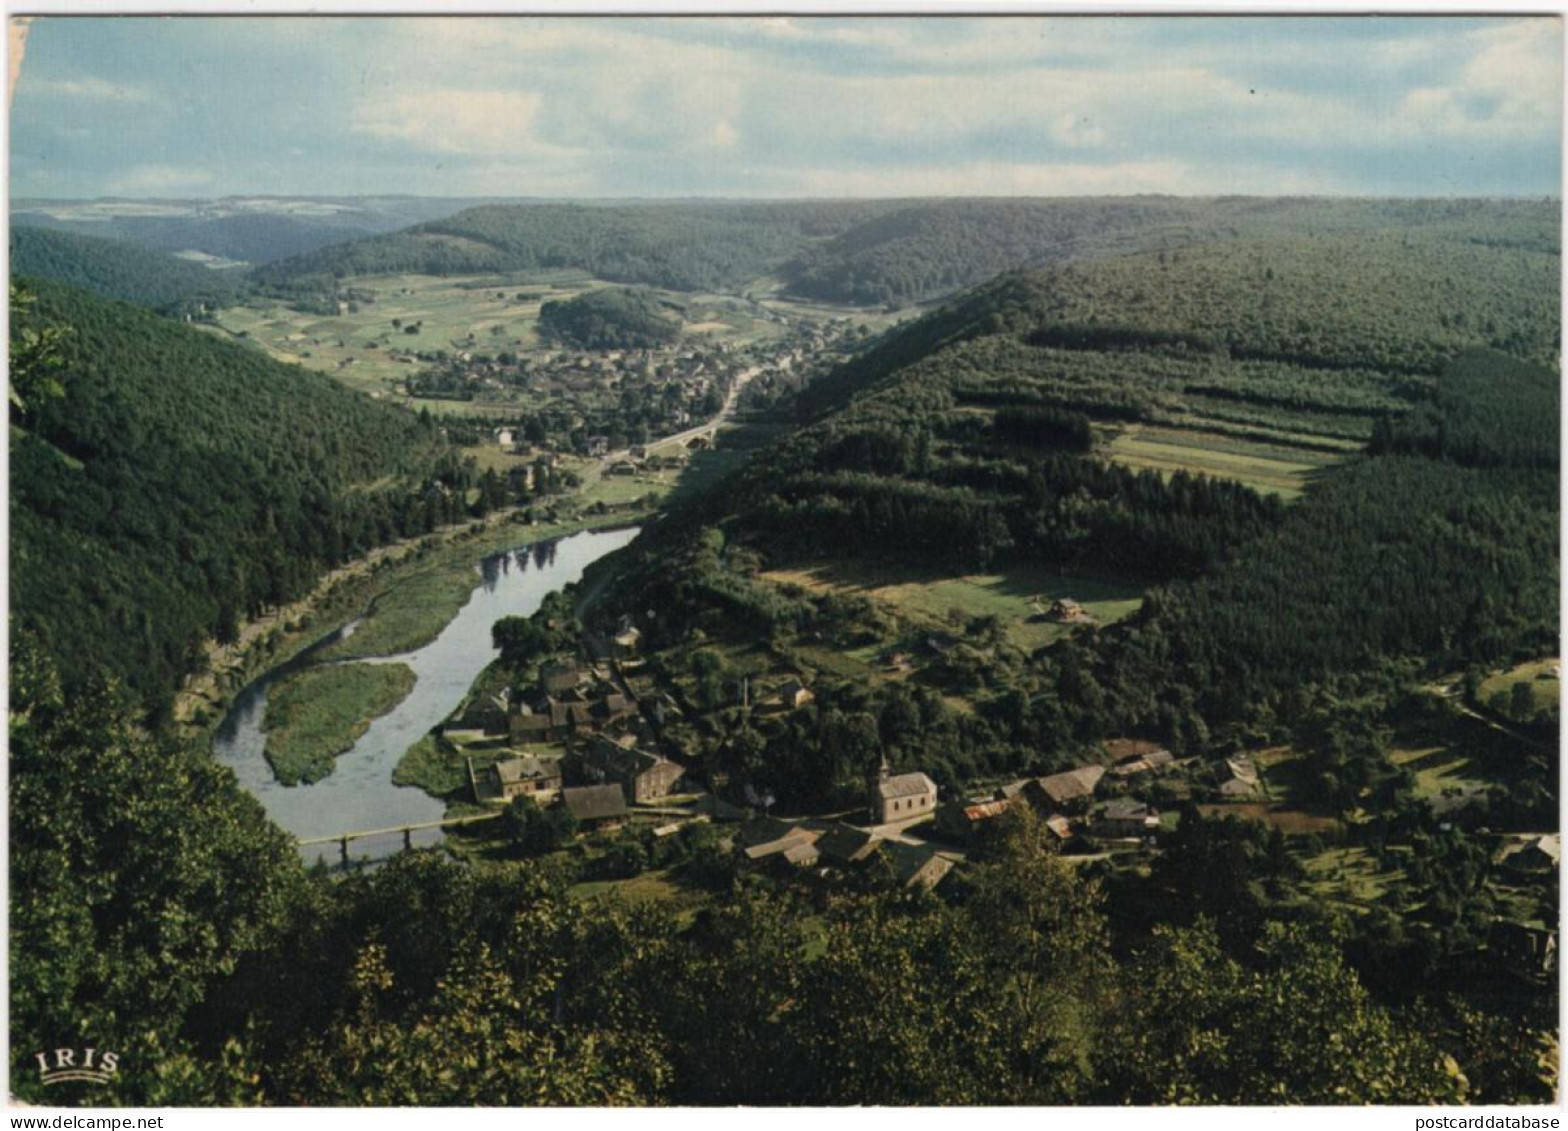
[
  {"xmin": 1044, "ymin": 597, "xmax": 1096, "ymax": 625},
  {"xmin": 871, "ymin": 758, "xmax": 938, "ymax": 824},
  {"xmin": 1090, "ymin": 796, "xmax": 1160, "ymax": 839},
  {"xmin": 738, "ymin": 818, "xmax": 822, "ymax": 866},
  {"xmin": 578, "ymin": 734, "xmax": 686, "ymax": 804},
  {"xmin": 1106, "ymin": 738, "xmax": 1176, "ymax": 778},
  {"xmin": 608, "ymin": 458, "xmax": 640, "ymax": 476},
  {"xmin": 1018, "ymin": 765, "xmax": 1106, "ymax": 816},
  {"xmin": 586, "ymin": 435, "xmax": 610, "ymax": 457},
  {"xmin": 936, "ymin": 797, "xmax": 1011, "ymax": 844},
  {"xmin": 888, "ymin": 843, "xmax": 955, "ymax": 891},
  {"xmin": 480, "ymin": 753, "xmax": 563, "ymax": 803},
  {"xmin": 1214, "ymin": 755, "xmax": 1261, "ymax": 798},
  {"xmin": 778, "ymin": 678, "xmax": 815, "ymax": 710},
  {"xmin": 560, "ymin": 784, "xmax": 629, "ymax": 830},
  {"xmin": 1499, "ymin": 833, "xmax": 1561, "ymax": 875},
  {"xmin": 611, "ymin": 620, "xmax": 642, "ymax": 658},
  {"xmin": 814, "ymin": 822, "xmax": 882, "ymax": 865}
]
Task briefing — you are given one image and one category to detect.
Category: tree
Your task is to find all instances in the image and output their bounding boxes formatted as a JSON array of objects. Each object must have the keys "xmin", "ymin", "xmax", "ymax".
[
  {"xmin": 9, "ymin": 281, "xmax": 68, "ymax": 417},
  {"xmin": 1101, "ymin": 919, "xmax": 1466, "ymax": 1104},
  {"xmin": 503, "ymin": 794, "xmax": 578, "ymax": 855}
]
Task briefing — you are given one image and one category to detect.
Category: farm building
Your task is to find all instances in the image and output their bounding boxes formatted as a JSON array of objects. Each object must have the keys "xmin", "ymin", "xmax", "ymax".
[
  {"xmin": 739, "ymin": 818, "xmax": 822, "ymax": 865},
  {"xmin": 1499, "ymin": 834, "xmax": 1561, "ymax": 875},
  {"xmin": 578, "ymin": 734, "xmax": 686, "ymax": 804},
  {"xmin": 1106, "ymin": 738, "xmax": 1176, "ymax": 777},
  {"xmin": 887, "ymin": 843, "xmax": 956, "ymax": 891},
  {"xmin": 1090, "ymin": 797, "xmax": 1160, "ymax": 838},
  {"xmin": 1214, "ymin": 755, "xmax": 1261, "ymax": 798},
  {"xmin": 1019, "ymin": 765, "xmax": 1106, "ymax": 815},
  {"xmin": 936, "ymin": 798, "xmax": 1011, "ymax": 843},
  {"xmin": 1045, "ymin": 597, "xmax": 1095, "ymax": 625},
  {"xmin": 482, "ymin": 754, "xmax": 562, "ymax": 803},
  {"xmin": 540, "ymin": 663, "xmax": 591, "ymax": 695},
  {"xmin": 560, "ymin": 784, "xmax": 629, "ymax": 829},
  {"xmin": 779, "ymin": 678, "xmax": 815, "ymax": 710},
  {"xmin": 871, "ymin": 759, "xmax": 938, "ymax": 824},
  {"xmin": 815, "ymin": 822, "xmax": 882, "ymax": 865}
]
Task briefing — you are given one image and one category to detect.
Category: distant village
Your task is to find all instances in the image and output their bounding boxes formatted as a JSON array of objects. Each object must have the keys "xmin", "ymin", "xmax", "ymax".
[{"xmin": 403, "ymin": 312, "xmax": 862, "ymax": 456}]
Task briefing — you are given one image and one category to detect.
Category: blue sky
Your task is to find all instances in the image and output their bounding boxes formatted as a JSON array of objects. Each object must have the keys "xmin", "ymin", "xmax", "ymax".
[{"xmin": 10, "ymin": 15, "xmax": 1562, "ymax": 199}]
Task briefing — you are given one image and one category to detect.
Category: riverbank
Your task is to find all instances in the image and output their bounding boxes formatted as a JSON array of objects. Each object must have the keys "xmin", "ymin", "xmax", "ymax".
[
  {"xmin": 263, "ymin": 661, "xmax": 417, "ymax": 786},
  {"xmin": 176, "ymin": 501, "xmax": 657, "ymax": 744},
  {"xmin": 212, "ymin": 525, "xmax": 643, "ymax": 857}
]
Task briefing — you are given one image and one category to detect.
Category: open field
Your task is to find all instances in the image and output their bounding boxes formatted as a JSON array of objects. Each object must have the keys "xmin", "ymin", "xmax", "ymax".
[
  {"xmin": 263, "ymin": 661, "xmax": 416, "ymax": 786},
  {"xmin": 1303, "ymin": 846, "xmax": 1402, "ymax": 906},
  {"xmin": 214, "ymin": 272, "xmax": 600, "ymax": 393},
  {"xmin": 1102, "ymin": 424, "xmax": 1342, "ymax": 500},
  {"xmin": 761, "ymin": 560, "xmax": 1144, "ymax": 652},
  {"xmin": 213, "ymin": 272, "xmax": 800, "ymax": 402},
  {"xmin": 1479, "ymin": 657, "xmax": 1560, "ymax": 721}
]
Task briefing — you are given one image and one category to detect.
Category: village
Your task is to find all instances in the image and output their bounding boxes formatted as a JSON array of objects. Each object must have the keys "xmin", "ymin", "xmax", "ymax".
[{"xmin": 401, "ymin": 309, "xmax": 863, "ymax": 458}]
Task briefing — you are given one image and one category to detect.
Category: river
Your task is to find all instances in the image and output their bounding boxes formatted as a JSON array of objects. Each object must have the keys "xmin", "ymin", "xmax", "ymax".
[{"xmin": 212, "ymin": 525, "xmax": 642, "ymax": 866}]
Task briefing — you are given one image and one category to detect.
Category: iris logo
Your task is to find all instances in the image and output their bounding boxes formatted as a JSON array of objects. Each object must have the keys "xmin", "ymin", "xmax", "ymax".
[{"xmin": 34, "ymin": 1047, "xmax": 119, "ymax": 1086}]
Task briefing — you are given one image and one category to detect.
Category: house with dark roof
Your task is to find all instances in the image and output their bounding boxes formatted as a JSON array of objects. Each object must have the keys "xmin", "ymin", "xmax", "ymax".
[
  {"xmin": 482, "ymin": 754, "xmax": 562, "ymax": 803},
  {"xmin": 738, "ymin": 818, "xmax": 821, "ymax": 864},
  {"xmin": 540, "ymin": 663, "xmax": 590, "ymax": 696},
  {"xmin": 885, "ymin": 843, "xmax": 955, "ymax": 890},
  {"xmin": 579, "ymin": 734, "xmax": 686, "ymax": 804},
  {"xmin": 815, "ymin": 822, "xmax": 882, "ymax": 865},
  {"xmin": 1090, "ymin": 796, "xmax": 1160, "ymax": 838},
  {"xmin": 560, "ymin": 784, "xmax": 629, "ymax": 828},
  {"xmin": 1022, "ymin": 765, "xmax": 1106, "ymax": 815},
  {"xmin": 936, "ymin": 797, "xmax": 1012, "ymax": 843}
]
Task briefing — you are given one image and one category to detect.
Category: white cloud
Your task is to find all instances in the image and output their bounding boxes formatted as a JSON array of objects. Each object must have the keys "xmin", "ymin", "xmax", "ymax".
[
  {"xmin": 25, "ymin": 74, "xmax": 153, "ymax": 103},
  {"xmin": 352, "ymin": 88, "xmax": 573, "ymax": 158},
  {"xmin": 106, "ymin": 164, "xmax": 214, "ymax": 194},
  {"xmin": 1393, "ymin": 18, "xmax": 1561, "ymax": 141}
]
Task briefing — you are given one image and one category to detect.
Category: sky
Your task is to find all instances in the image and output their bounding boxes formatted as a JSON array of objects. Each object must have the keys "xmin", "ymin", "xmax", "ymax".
[{"xmin": 8, "ymin": 14, "xmax": 1563, "ymax": 199}]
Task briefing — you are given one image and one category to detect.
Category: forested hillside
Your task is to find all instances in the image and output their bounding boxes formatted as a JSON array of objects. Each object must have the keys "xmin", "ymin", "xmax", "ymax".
[
  {"xmin": 784, "ymin": 196, "xmax": 1559, "ymax": 305},
  {"xmin": 257, "ymin": 196, "xmax": 1560, "ymax": 310},
  {"xmin": 593, "ymin": 225, "xmax": 1558, "ymax": 792},
  {"xmin": 10, "ymin": 225, "xmax": 248, "ymax": 313},
  {"xmin": 256, "ymin": 200, "xmax": 900, "ymax": 293},
  {"xmin": 538, "ymin": 286, "xmax": 683, "ymax": 349},
  {"xmin": 9, "ymin": 279, "xmax": 462, "ymax": 717}
]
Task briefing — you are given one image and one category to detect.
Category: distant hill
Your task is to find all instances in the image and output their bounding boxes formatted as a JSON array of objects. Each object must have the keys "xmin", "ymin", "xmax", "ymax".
[
  {"xmin": 10, "ymin": 225, "xmax": 247, "ymax": 312},
  {"xmin": 589, "ymin": 215, "xmax": 1557, "ymax": 807},
  {"xmin": 256, "ymin": 196, "xmax": 1560, "ymax": 309},
  {"xmin": 10, "ymin": 195, "xmax": 502, "ymax": 266},
  {"xmin": 255, "ymin": 200, "xmax": 900, "ymax": 292},
  {"xmin": 781, "ymin": 196, "xmax": 1562, "ymax": 305},
  {"xmin": 538, "ymin": 287, "xmax": 683, "ymax": 349},
  {"xmin": 9, "ymin": 278, "xmax": 455, "ymax": 715}
]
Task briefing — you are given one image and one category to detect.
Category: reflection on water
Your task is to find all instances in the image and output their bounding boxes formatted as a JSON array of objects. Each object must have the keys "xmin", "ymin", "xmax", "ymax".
[{"xmin": 212, "ymin": 526, "xmax": 639, "ymax": 866}]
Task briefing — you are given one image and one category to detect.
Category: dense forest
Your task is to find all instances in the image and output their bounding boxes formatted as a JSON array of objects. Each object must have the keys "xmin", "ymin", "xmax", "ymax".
[
  {"xmin": 257, "ymin": 196, "xmax": 1560, "ymax": 310},
  {"xmin": 9, "ymin": 279, "xmax": 463, "ymax": 718},
  {"xmin": 537, "ymin": 286, "xmax": 683, "ymax": 349},
  {"xmin": 591, "ymin": 227, "xmax": 1558, "ymax": 814},
  {"xmin": 255, "ymin": 200, "xmax": 900, "ymax": 293},
  {"xmin": 10, "ymin": 225, "xmax": 248, "ymax": 314}
]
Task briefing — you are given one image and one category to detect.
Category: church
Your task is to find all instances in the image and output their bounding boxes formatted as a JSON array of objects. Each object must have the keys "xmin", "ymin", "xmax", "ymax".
[{"xmin": 869, "ymin": 757, "xmax": 938, "ymax": 824}]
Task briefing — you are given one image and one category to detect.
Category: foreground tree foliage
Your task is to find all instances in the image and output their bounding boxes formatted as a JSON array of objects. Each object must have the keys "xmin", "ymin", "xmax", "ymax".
[{"xmin": 10, "ymin": 691, "xmax": 1528, "ymax": 1108}]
